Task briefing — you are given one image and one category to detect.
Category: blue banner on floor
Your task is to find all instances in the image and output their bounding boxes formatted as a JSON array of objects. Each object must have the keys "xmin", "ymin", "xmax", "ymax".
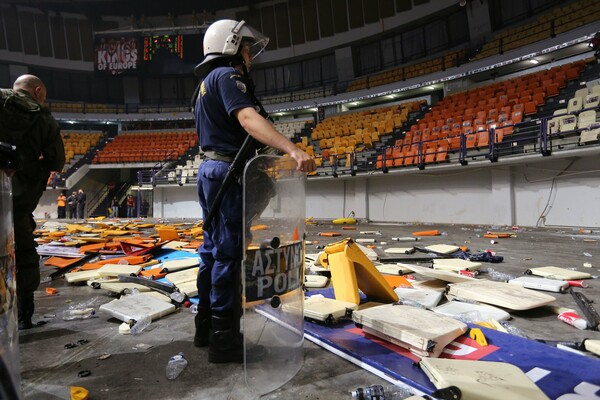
[{"xmin": 303, "ymin": 290, "xmax": 600, "ymax": 400}]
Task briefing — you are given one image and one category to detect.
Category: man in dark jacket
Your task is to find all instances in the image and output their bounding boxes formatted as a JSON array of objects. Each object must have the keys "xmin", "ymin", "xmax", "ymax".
[
  {"xmin": 76, "ymin": 189, "xmax": 86, "ymax": 219},
  {"xmin": 6, "ymin": 75, "xmax": 65, "ymax": 329},
  {"xmin": 67, "ymin": 191, "xmax": 77, "ymax": 218}
]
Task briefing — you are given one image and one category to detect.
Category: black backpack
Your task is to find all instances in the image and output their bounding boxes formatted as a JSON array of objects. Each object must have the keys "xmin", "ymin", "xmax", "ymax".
[
  {"xmin": 0, "ymin": 89, "xmax": 41, "ymax": 171},
  {"xmin": 0, "ymin": 88, "xmax": 40, "ymax": 143}
]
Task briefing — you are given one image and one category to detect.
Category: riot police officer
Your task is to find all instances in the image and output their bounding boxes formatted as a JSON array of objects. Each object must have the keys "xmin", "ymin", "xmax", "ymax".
[{"xmin": 192, "ymin": 19, "xmax": 315, "ymax": 363}]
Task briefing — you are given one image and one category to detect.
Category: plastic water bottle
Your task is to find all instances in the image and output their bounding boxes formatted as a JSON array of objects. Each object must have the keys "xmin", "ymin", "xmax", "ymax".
[
  {"xmin": 129, "ymin": 316, "xmax": 152, "ymax": 336},
  {"xmin": 166, "ymin": 352, "xmax": 188, "ymax": 380},
  {"xmin": 351, "ymin": 384, "xmax": 413, "ymax": 399},
  {"xmin": 62, "ymin": 307, "xmax": 95, "ymax": 320}
]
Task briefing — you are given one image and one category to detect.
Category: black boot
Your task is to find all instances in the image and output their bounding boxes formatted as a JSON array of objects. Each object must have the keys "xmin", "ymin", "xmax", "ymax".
[
  {"xmin": 194, "ymin": 307, "xmax": 211, "ymax": 347},
  {"xmin": 208, "ymin": 311, "xmax": 243, "ymax": 364},
  {"xmin": 17, "ymin": 292, "xmax": 34, "ymax": 330}
]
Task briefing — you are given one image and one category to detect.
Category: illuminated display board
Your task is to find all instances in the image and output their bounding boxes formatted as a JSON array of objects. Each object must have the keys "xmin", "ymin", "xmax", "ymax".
[
  {"xmin": 143, "ymin": 34, "xmax": 184, "ymax": 61},
  {"xmin": 94, "ymin": 33, "xmax": 203, "ymax": 76}
]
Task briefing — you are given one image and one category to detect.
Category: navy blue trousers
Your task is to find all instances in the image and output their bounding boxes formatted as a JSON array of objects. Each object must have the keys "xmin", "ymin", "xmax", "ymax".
[{"xmin": 196, "ymin": 160, "xmax": 244, "ymax": 314}]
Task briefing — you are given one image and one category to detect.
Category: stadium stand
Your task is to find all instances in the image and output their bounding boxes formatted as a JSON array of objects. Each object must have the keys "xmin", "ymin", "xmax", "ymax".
[
  {"xmin": 93, "ymin": 130, "xmax": 197, "ymax": 164},
  {"xmin": 61, "ymin": 130, "xmax": 104, "ymax": 165},
  {"xmin": 473, "ymin": 0, "xmax": 600, "ymax": 60}
]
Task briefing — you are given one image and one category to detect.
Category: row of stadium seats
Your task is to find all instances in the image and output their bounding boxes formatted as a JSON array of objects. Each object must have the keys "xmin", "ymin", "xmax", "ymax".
[
  {"xmin": 347, "ymin": 49, "xmax": 467, "ymax": 92},
  {"xmin": 274, "ymin": 120, "xmax": 312, "ymax": 138},
  {"xmin": 374, "ymin": 59, "xmax": 591, "ymax": 170},
  {"xmin": 473, "ymin": 0, "xmax": 599, "ymax": 61},
  {"xmin": 93, "ymin": 130, "xmax": 197, "ymax": 164},
  {"xmin": 61, "ymin": 130, "xmax": 104, "ymax": 165},
  {"xmin": 312, "ymin": 101, "xmax": 423, "ymax": 142}
]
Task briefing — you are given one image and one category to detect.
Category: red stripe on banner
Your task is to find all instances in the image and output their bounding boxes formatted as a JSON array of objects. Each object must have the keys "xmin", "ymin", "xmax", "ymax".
[
  {"xmin": 346, "ymin": 327, "xmax": 421, "ymax": 362},
  {"xmin": 440, "ymin": 336, "xmax": 500, "ymax": 360}
]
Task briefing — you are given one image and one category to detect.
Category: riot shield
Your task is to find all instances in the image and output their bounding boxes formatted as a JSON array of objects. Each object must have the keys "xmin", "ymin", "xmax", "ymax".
[
  {"xmin": 242, "ymin": 155, "xmax": 305, "ymax": 397},
  {"xmin": 0, "ymin": 168, "xmax": 21, "ymax": 400}
]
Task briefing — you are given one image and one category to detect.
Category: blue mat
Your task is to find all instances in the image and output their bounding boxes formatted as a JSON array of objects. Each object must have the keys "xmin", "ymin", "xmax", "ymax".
[{"xmin": 303, "ymin": 289, "xmax": 600, "ymax": 399}]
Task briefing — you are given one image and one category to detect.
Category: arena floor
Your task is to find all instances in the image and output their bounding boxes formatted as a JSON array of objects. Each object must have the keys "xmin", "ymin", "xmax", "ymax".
[{"xmin": 18, "ymin": 220, "xmax": 600, "ymax": 399}]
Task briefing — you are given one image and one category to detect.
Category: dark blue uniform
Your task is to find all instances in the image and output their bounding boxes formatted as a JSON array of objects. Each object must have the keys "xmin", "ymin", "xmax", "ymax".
[{"xmin": 194, "ymin": 66, "xmax": 256, "ymax": 313}]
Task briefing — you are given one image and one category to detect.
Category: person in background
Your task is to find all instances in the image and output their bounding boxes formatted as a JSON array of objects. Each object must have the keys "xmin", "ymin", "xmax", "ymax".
[
  {"xmin": 67, "ymin": 191, "xmax": 77, "ymax": 219},
  {"xmin": 192, "ymin": 19, "xmax": 315, "ymax": 363},
  {"xmin": 126, "ymin": 194, "xmax": 135, "ymax": 218},
  {"xmin": 56, "ymin": 190, "xmax": 66, "ymax": 219},
  {"xmin": 4, "ymin": 74, "xmax": 65, "ymax": 329},
  {"xmin": 110, "ymin": 196, "xmax": 119, "ymax": 218},
  {"xmin": 76, "ymin": 188, "xmax": 86, "ymax": 219}
]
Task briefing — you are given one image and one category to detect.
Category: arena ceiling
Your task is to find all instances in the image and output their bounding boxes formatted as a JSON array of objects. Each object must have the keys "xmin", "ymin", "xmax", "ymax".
[{"xmin": 2, "ymin": 0, "xmax": 254, "ymax": 16}]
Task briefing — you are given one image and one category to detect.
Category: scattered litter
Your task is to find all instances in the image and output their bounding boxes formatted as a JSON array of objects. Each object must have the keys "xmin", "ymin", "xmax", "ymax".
[
  {"xmin": 583, "ymin": 239, "xmax": 597, "ymax": 243},
  {"xmin": 62, "ymin": 298, "xmax": 98, "ymax": 321},
  {"xmin": 469, "ymin": 328, "xmax": 488, "ymax": 346},
  {"xmin": 351, "ymin": 384, "xmax": 413, "ymax": 399},
  {"xmin": 583, "ymin": 262, "xmax": 593, "ymax": 268},
  {"xmin": 482, "ymin": 267, "xmax": 516, "ymax": 282},
  {"xmin": 70, "ymin": 386, "xmax": 89, "ymax": 400},
  {"xmin": 166, "ymin": 352, "xmax": 188, "ymax": 380},
  {"xmin": 63, "ymin": 307, "xmax": 95, "ymax": 321},
  {"xmin": 499, "ymin": 321, "xmax": 527, "ymax": 338},
  {"xmin": 355, "ymin": 238, "xmax": 376, "ymax": 243},
  {"xmin": 129, "ymin": 316, "xmax": 152, "ymax": 336},
  {"xmin": 391, "ymin": 237, "xmax": 419, "ymax": 242},
  {"xmin": 584, "ymin": 252, "xmax": 593, "ymax": 257},
  {"xmin": 567, "ymin": 280, "xmax": 589, "ymax": 288},
  {"xmin": 43, "ymin": 314, "xmax": 56, "ymax": 319},
  {"xmin": 64, "ymin": 339, "xmax": 89, "ymax": 350},
  {"xmin": 118, "ymin": 322, "xmax": 131, "ymax": 335},
  {"xmin": 45, "ymin": 287, "xmax": 58, "ymax": 295},
  {"xmin": 557, "ymin": 311, "xmax": 588, "ymax": 330},
  {"xmin": 97, "ymin": 353, "xmax": 111, "ymax": 360},
  {"xmin": 579, "ymin": 229, "xmax": 593, "ymax": 234},
  {"xmin": 411, "ymin": 230, "xmax": 440, "ymax": 236},
  {"xmin": 77, "ymin": 370, "xmax": 91, "ymax": 378},
  {"xmin": 134, "ymin": 343, "xmax": 153, "ymax": 350},
  {"xmin": 490, "ymin": 240, "xmax": 497, "ymax": 244},
  {"xmin": 522, "ymin": 257, "xmax": 533, "ymax": 261}
]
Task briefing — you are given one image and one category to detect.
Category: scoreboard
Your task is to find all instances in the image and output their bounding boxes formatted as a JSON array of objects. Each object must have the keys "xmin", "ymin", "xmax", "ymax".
[
  {"xmin": 94, "ymin": 33, "xmax": 203, "ymax": 76},
  {"xmin": 143, "ymin": 34, "xmax": 184, "ymax": 62}
]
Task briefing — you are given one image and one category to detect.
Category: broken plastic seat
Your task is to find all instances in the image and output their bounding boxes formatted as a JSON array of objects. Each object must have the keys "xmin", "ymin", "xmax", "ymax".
[
  {"xmin": 352, "ymin": 303, "xmax": 468, "ymax": 358},
  {"xmin": 323, "ymin": 238, "xmax": 398, "ymax": 305}
]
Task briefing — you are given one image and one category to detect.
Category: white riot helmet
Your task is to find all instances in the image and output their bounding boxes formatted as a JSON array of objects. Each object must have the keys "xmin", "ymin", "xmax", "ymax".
[{"xmin": 194, "ymin": 19, "xmax": 269, "ymax": 77}]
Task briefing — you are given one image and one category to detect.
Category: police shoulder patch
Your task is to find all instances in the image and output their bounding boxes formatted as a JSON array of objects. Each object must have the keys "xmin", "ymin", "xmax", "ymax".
[{"xmin": 236, "ymin": 80, "xmax": 247, "ymax": 93}]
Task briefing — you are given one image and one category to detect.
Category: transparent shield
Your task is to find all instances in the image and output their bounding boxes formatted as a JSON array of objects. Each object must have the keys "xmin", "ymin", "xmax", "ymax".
[
  {"xmin": 242, "ymin": 155, "xmax": 305, "ymax": 397},
  {"xmin": 0, "ymin": 169, "xmax": 21, "ymax": 399}
]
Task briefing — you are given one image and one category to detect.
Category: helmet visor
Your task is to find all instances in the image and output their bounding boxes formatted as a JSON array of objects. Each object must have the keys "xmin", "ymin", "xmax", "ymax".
[{"xmin": 242, "ymin": 24, "xmax": 269, "ymax": 58}]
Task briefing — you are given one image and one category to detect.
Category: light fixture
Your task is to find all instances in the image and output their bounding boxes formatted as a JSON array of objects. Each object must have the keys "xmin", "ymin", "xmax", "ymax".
[
  {"xmin": 428, "ymin": 85, "xmax": 436, "ymax": 90},
  {"xmin": 352, "ymin": 102, "xmax": 358, "ymax": 106},
  {"xmin": 529, "ymin": 59, "xmax": 539, "ymax": 64}
]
